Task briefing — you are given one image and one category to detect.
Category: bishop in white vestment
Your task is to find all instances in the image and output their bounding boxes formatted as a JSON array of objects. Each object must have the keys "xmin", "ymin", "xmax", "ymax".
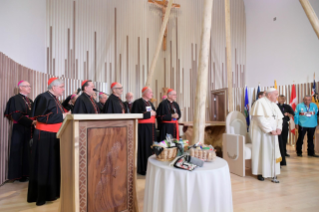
[{"xmin": 250, "ymin": 88, "xmax": 283, "ymax": 181}]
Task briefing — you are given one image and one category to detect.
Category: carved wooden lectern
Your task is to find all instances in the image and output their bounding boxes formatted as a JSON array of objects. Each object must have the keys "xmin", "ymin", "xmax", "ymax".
[{"xmin": 57, "ymin": 114, "xmax": 143, "ymax": 212}]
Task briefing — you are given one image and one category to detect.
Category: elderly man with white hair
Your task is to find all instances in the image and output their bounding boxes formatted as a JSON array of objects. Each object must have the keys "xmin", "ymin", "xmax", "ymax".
[
  {"xmin": 97, "ymin": 92, "xmax": 108, "ymax": 112},
  {"xmin": 124, "ymin": 92, "xmax": 134, "ymax": 113},
  {"xmin": 27, "ymin": 77, "xmax": 70, "ymax": 206},
  {"xmin": 156, "ymin": 88, "xmax": 181, "ymax": 141},
  {"xmin": 4, "ymin": 80, "xmax": 35, "ymax": 182},
  {"xmin": 103, "ymin": 82, "xmax": 126, "ymax": 113},
  {"xmin": 131, "ymin": 87, "xmax": 156, "ymax": 175},
  {"xmin": 250, "ymin": 88, "xmax": 283, "ymax": 182}
]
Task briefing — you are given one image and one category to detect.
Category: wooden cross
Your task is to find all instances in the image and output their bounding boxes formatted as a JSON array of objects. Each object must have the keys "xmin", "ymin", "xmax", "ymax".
[{"xmin": 148, "ymin": 0, "xmax": 181, "ymax": 51}]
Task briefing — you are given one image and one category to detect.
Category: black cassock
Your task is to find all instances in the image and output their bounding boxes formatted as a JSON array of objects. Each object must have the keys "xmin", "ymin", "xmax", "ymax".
[
  {"xmin": 103, "ymin": 93, "xmax": 125, "ymax": 113},
  {"xmin": 4, "ymin": 94, "xmax": 34, "ymax": 180},
  {"xmin": 97, "ymin": 102, "xmax": 104, "ymax": 112},
  {"xmin": 156, "ymin": 99, "xmax": 181, "ymax": 141},
  {"xmin": 124, "ymin": 101, "xmax": 133, "ymax": 113},
  {"xmin": 277, "ymin": 103, "xmax": 294, "ymax": 166},
  {"xmin": 131, "ymin": 98, "xmax": 156, "ymax": 175},
  {"xmin": 27, "ymin": 91, "xmax": 64, "ymax": 206},
  {"xmin": 73, "ymin": 93, "xmax": 100, "ymax": 114},
  {"xmin": 62, "ymin": 95, "xmax": 74, "ymax": 112}
]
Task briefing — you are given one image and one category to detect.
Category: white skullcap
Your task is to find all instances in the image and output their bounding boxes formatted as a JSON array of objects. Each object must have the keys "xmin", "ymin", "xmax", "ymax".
[{"xmin": 266, "ymin": 87, "xmax": 277, "ymax": 93}]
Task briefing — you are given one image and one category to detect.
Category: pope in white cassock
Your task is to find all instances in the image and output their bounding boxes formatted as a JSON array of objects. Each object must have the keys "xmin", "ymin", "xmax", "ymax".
[{"xmin": 250, "ymin": 88, "xmax": 284, "ymax": 182}]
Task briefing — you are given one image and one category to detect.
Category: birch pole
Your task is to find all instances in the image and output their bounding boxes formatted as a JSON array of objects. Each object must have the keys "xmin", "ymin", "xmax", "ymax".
[
  {"xmin": 145, "ymin": 0, "xmax": 173, "ymax": 87},
  {"xmin": 225, "ymin": 0, "xmax": 233, "ymax": 112},
  {"xmin": 192, "ymin": 0, "xmax": 213, "ymax": 145},
  {"xmin": 299, "ymin": 0, "xmax": 319, "ymax": 39}
]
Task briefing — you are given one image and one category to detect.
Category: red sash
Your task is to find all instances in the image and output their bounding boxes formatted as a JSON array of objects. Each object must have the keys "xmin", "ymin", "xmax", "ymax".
[
  {"xmin": 138, "ymin": 116, "xmax": 156, "ymax": 124},
  {"xmin": 36, "ymin": 121, "xmax": 62, "ymax": 133},
  {"xmin": 162, "ymin": 120, "xmax": 179, "ymax": 140}
]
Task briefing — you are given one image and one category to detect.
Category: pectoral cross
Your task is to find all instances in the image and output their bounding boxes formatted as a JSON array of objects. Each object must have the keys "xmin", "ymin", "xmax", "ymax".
[{"xmin": 148, "ymin": 0, "xmax": 181, "ymax": 51}]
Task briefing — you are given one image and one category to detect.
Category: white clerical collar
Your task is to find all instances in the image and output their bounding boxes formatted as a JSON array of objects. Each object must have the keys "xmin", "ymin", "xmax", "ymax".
[
  {"xmin": 19, "ymin": 92, "xmax": 27, "ymax": 97},
  {"xmin": 142, "ymin": 97, "xmax": 149, "ymax": 102}
]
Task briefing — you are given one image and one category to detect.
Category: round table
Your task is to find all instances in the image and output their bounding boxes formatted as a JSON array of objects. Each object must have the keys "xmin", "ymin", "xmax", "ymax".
[{"xmin": 143, "ymin": 155, "xmax": 233, "ymax": 212}]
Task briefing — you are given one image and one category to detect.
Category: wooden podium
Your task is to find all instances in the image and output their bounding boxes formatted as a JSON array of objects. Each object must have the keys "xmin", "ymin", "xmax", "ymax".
[{"xmin": 57, "ymin": 114, "xmax": 143, "ymax": 212}]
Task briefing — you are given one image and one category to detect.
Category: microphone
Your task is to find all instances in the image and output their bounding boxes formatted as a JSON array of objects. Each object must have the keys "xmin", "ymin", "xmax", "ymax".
[
  {"xmin": 77, "ymin": 88, "xmax": 81, "ymax": 94},
  {"xmin": 93, "ymin": 88, "xmax": 109, "ymax": 96}
]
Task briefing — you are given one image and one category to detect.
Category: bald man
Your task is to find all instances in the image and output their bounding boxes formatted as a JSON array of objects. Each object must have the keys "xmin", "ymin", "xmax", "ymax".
[
  {"xmin": 124, "ymin": 92, "xmax": 134, "ymax": 113},
  {"xmin": 103, "ymin": 82, "xmax": 126, "ymax": 113},
  {"xmin": 156, "ymin": 88, "xmax": 181, "ymax": 141},
  {"xmin": 4, "ymin": 80, "xmax": 35, "ymax": 182},
  {"xmin": 250, "ymin": 88, "xmax": 283, "ymax": 182}
]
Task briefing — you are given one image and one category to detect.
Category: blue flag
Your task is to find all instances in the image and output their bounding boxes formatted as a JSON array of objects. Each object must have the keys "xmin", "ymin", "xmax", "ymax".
[
  {"xmin": 256, "ymin": 85, "xmax": 260, "ymax": 100},
  {"xmin": 244, "ymin": 86, "xmax": 250, "ymax": 132}
]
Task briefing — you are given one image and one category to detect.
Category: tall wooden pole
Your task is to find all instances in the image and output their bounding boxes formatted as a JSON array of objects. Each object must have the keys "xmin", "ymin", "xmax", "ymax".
[
  {"xmin": 145, "ymin": 0, "xmax": 173, "ymax": 87},
  {"xmin": 300, "ymin": 0, "xmax": 319, "ymax": 39},
  {"xmin": 225, "ymin": 0, "xmax": 233, "ymax": 112},
  {"xmin": 192, "ymin": 0, "xmax": 213, "ymax": 145}
]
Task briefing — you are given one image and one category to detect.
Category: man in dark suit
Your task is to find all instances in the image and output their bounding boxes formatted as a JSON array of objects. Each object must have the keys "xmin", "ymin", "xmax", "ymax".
[{"xmin": 277, "ymin": 95, "xmax": 294, "ymax": 165}]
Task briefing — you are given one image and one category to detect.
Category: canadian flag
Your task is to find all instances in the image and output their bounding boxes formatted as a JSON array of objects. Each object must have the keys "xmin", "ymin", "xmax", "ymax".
[{"xmin": 289, "ymin": 84, "xmax": 297, "ymax": 135}]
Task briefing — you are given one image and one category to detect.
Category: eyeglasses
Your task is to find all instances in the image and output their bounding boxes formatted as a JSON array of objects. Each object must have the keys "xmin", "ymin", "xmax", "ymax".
[
  {"xmin": 115, "ymin": 87, "xmax": 123, "ymax": 90},
  {"xmin": 21, "ymin": 85, "xmax": 31, "ymax": 88}
]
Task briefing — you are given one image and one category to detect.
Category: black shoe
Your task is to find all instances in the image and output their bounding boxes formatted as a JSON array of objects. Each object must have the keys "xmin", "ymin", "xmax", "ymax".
[
  {"xmin": 285, "ymin": 153, "xmax": 290, "ymax": 157},
  {"xmin": 257, "ymin": 175, "xmax": 264, "ymax": 181},
  {"xmin": 36, "ymin": 201, "xmax": 46, "ymax": 206},
  {"xmin": 18, "ymin": 176, "xmax": 28, "ymax": 182},
  {"xmin": 308, "ymin": 154, "xmax": 319, "ymax": 158},
  {"xmin": 297, "ymin": 153, "xmax": 302, "ymax": 157}
]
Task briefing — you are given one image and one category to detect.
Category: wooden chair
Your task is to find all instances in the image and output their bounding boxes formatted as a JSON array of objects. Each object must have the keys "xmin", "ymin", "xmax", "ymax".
[{"xmin": 222, "ymin": 111, "xmax": 252, "ymax": 177}]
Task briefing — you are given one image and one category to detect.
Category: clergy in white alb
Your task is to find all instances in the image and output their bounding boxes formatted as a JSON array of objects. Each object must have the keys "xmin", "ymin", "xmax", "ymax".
[{"xmin": 250, "ymin": 88, "xmax": 284, "ymax": 181}]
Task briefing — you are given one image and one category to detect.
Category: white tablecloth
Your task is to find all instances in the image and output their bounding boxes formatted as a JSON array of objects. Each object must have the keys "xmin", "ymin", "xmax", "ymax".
[{"xmin": 143, "ymin": 155, "xmax": 233, "ymax": 212}]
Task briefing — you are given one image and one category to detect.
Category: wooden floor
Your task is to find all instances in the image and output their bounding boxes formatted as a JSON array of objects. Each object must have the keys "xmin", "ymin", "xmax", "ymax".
[{"xmin": 1, "ymin": 146, "xmax": 319, "ymax": 212}]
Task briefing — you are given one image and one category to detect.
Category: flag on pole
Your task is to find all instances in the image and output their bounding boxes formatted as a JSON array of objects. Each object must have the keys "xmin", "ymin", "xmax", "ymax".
[
  {"xmin": 289, "ymin": 84, "xmax": 297, "ymax": 135},
  {"xmin": 244, "ymin": 86, "xmax": 250, "ymax": 132},
  {"xmin": 312, "ymin": 73, "xmax": 316, "ymax": 96},
  {"xmin": 256, "ymin": 84, "xmax": 261, "ymax": 100}
]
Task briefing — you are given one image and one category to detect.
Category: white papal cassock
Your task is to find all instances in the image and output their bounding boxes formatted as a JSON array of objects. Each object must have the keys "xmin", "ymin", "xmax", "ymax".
[{"xmin": 250, "ymin": 97, "xmax": 283, "ymax": 178}]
